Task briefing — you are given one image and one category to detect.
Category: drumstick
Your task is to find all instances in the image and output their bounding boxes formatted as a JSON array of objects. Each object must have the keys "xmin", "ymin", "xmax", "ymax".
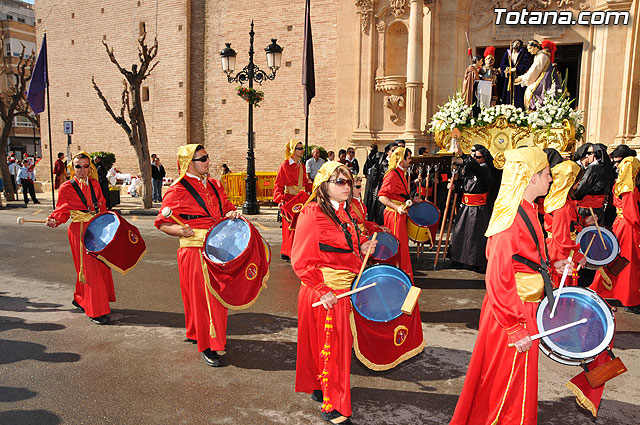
[
  {"xmin": 442, "ymin": 192, "xmax": 459, "ymax": 263},
  {"xmin": 311, "ymin": 282, "xmax": 378, "ymax": 308},
  {"xmin": 550, "ymin": 249, "xmax": 573, "ymax": 319},
  {"xmin": 589, "ymin": 207, "xmax": 607, "ymax": 250},
  {"xmin": 577, "ymin": 234, "xmax": 597, "ymax": 271},
  {"xmin": 435, "ymin": 169, "xmax": 456, "ymax": 267},
  {"xmin": 507, "ymin": 317, "xmax": 588, "ymax": 347},
  {"xmin": 17, "ymin": 217, "xmax": 47, "ymax": 225},
  {"xmin": 161, "ymin": 206, "xmax": 187, "ymax": 228}
]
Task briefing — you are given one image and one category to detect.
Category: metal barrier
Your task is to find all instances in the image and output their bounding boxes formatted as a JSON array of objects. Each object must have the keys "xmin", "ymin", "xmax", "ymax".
[{"xmin": 221, "ymin": 172, "xmax": 277, "ymax": 206}]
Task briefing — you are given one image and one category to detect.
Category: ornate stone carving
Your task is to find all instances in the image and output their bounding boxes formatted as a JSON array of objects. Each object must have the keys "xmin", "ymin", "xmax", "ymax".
[
  {"xmin": 385, "ymin": 95, "xmax": 405, "ymax": 124},
  {"xmin": 390, "ymin": 0, "xmax": 407, "ymax": 17},
  {"xmin": 355, "ymin": 0, "xmax": 375, "ymax": 32},
  {"xmin": 376, "ymin": 21, "xmax": 386, "ymax": 33}
]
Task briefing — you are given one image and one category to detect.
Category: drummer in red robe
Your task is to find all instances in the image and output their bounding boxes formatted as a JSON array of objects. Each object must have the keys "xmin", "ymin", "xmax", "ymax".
[
  {"xmin": 543, "ymin": 160, "xmax": 591, "ymax": 286},
  {"xmin": 292, "ymin": 161, "xmax": 376, "ymax": 425},
  {"xmin": 46, "ymin": 151, "xmax": 114, "ymax": 325},
  {"xmin": 591, "ymin": 152, "xmax": 640, "ymax": 313},
  {"xmin": 273, "ymin": 140, "xmax": 312, "ymax": 261},
  {"xmin": 350, "ymin": 175, "xmax": 386, "ymax": 236},
  {"xmin": 155, "ymin": 144, "xmax": 240, "ymax": 367},
  {"xmin": 378, "ymin": 147, "xmax": 416, "ymax": 279},
  {"xmin": 450, "ymin": 147, "xmax": 572, "ymax": 425}
]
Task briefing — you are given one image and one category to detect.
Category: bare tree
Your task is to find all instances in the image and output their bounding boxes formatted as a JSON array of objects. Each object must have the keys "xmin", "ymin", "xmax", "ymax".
[
  {"xmin": 92, "ymin": 30, "xmax": 158, "ymax": 209},
  {"xmin": 0, "ymin": 38, "xmax": 35, "ymax": 202}
]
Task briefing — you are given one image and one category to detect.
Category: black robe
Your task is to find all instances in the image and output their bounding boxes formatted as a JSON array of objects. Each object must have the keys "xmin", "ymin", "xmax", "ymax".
[
  {"xmin": 449, "ymin": 155, "xmax": 493, "ymax": 269},
  {"xmin": 499, "ymin": 48, "xmax": 532, "ymax": 110},
  {"xmin": 574, "ymin": 160, "xmax": 616, "ymax": 224},
  {"xmin": 363, "ymin": 152, "xmax": 388, "ymax": 225}
]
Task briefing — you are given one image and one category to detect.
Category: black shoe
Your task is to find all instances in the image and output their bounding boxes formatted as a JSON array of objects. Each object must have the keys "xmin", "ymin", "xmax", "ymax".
[
  {"xmin": 185, "ymin": 338, "xmax": 197, "ymax": 344},
  {"xmin": 202, "ymin": 349, "xmax": 222, "ymax": 367},
  {"xmin": 71, "ymin": 300, "xmax": 85, "ymax": 312},
  {"xmin": 321, "ymin": 410, "xmax": 352, "ymax": 424},
  {"xmin": 311, "ymin": 390, "xmax": 323, "ymax": 403},
  {"xmin": 90, "ymin": 315, "xmax": 110, "ymax": 325},
  {"xmin": 34, "ymin": 200, "xmax": 40, "ymax": 204},
  {"xmin": 280, "ymin": 254, "xmax": 290, "ymax": 262}
]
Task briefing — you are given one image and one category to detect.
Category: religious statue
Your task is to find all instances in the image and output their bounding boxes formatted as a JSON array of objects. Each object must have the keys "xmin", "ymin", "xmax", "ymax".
[
  {"xmin": 463, "ymin": 55, "xmax": 484, "ymax": 117},
  {"xmin": 515, "ymin": 39, "xmax": 563, "ymax": 111},
  {"xmin": 479, "ymin": 46, "xmax": 500, "ymax": 107},
  {"xmin": 498, "ymin": 39, "xmax": 532, "ymax": 110}
]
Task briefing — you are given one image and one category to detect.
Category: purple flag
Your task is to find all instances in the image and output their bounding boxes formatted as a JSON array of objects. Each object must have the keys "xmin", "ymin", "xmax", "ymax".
[
  {"xmin": 302, "ymin": 0, "xmax": 315, "ymax": 117},
  {"xmin": 27, "ymin": 33, "xmax": 48, "ymax": 114}
]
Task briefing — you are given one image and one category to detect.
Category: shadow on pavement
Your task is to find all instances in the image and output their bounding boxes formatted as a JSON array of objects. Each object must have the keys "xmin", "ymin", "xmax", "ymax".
[
  {"xmin": 351, "ymin": 346, "xmax": 471, "ymax": 382},
  {"xmin": 0, "ymin": 410, "xmax": 61, "ymax": 425},
  {"xmin": 0, "ymin": 386, "xmax": 37, "ymax": 402},
  {"xmin": 224, "ymin": 339, "xmax": 297, "ymax": 371},
  {"xmin": 612, "ymin": 330, "xmax": 640, "ymax": 350},
  {"xmin": 0, "ymin": 293, "xmax": 64, "ymax": 313},
  {"xmin": 413, "ymin": 277, "xmax": 485, "ymax": 290},
  {"xmin": 0, "ymin": 340, "xmax": 80, "ymax": 365},
  {"xmin": 0, "ymin": 316, "xmax": 66, "ymax": 333},
  {"xmin": 109, "ymin": 308, "xmax": 186, "ymax": 328},
  {"xmin": 352, "ymin": 386, "xmax": 458, "ymax": 425},
  {"xmin": 420, "ymin": 308, "xmax": 481, "ymax": 326},
  {"xmin": 539, "ymin": 397, "xmax": 640, "ymax": 424},
  {"xmin": 227, "ymin": 312, "xmax": 297, "ymax": 335}
]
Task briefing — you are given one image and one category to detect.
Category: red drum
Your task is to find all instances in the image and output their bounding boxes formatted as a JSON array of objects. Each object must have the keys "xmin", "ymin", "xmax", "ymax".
[
  {"xmin": 281, "ymin": 191, "xmax": 310, "ymax": 230},
  {"xmin": 369, "ymin": 231, "xmax": 399, "ymax": 265},
  {"xmin": 83, "ymin": 211, "xmax": 147, "ymax": 275},
  {"xmin": 202, "ymin": 217, "xmax": 269, "ymax": 310}
]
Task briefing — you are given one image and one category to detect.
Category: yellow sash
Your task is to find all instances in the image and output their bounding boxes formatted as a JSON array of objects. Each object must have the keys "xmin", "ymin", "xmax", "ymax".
[
  {"xmin": 179, "ymin": 228, "xmax": 208, "ymax": 248},
  {"xmin": 385, "ymin": 199, "xmax": 405, "ymax": 213},
  {"xmin": 319, "ymin": 267, "xmax": 356, "ymax": 291},
  {"xmin": 515, "ymin": 272, "xmax": 544, "ymax": 302},
  {"xmin": 70, "ymin": 210, "xmax": 95, "ymax": 223},
  {"xmin": 70, "ymin": 209, "xmax": 97, "ymax": 284}
]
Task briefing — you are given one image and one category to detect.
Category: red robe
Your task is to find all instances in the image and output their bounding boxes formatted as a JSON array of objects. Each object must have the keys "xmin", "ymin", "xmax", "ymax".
[
  {"xmin": 544, "ymin": 200, "xmax": 585, "ymax": 287},
  {"xmin": 378, "ymin": 167, "xmax": 413, "ymax": 278},
  {"xmin": 154, "ymin": 175, "xmax": 236, "ymax": 352},
  {"xmin": 292, "ymin": 202, "xmax": 367, "ymax": 418},
  {"xmin": 48, "ymin": 177, "xmax": 114, "ymax": 318},
  {"xmin": 590, "ymin": 187, "xmax": 640, "ymax": 307},
  {"xmin": 273, "ymin": 159, "xmax": 311, "ymax": 256},
  {"xmin": 53, "ymin": 158, "xmax": 67, "ymax": 189},
  {"xmin": 450, "ymin": 200, "xmax": 544, "ymax": 425},
  {"xmin": 350, "ymin": 198, "xmax": 381, "ymax": 236}
]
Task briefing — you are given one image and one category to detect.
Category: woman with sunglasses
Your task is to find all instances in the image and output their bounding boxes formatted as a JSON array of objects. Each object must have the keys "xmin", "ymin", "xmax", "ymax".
[
  {"xmin": 292, "ymin": 162, "xmax": 376, "ymax": 425},
  {"xmin": 378, "ymin": 147, "xmax": 415, "ymax": 279},
  {"xmin": 273, "ymin": 140, "xmax": 312, "ymax": 261},
  {"xmin": 46, "ymin": 151, "xmax": 114, "ymax": 325},
  {"xmin": 350, "ymin": 175, "xmax": 386, "ymax": 236}
]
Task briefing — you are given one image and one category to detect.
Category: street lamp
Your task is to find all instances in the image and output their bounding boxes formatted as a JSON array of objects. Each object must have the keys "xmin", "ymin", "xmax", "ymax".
[{"xmin": 220, "ymin": 21, "xmax": 283, "ymax": 215}]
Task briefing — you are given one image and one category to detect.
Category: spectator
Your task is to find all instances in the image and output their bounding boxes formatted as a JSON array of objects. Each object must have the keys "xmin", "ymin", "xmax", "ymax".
[
  {"xmin": 16, "ymin": 159, "xmax": 39, "ymax": 204},
  {"xmin": 345, "ymin": 147, "xmax": 359, "ymax": 175},
  {"xmin": 305, "ymin": 147, "xmax": 325, "ymax": 180},
  {"xmin": 221, "ymin": 163, "xmax": 231, "ymax": 176},
  {"xmin": 8, "ymin": 157, "xmax": 19, "ymax": 192},
  {"xmin": 93, "ymin": 156, "xmax": 111, "ymax": 209},
  {"xmin": 418, "ymin": 146, "xmax": 427, "ymax": 156},
  {"xmin": 152, "ymin": 156, "xmax": 166, "ymax": 203},
  {"xmin": 54, "ymin": 152, "xmax": 68, "ymax": 189},
  {"xmin": 327, "ymin": 150, "xmax": 335, "ymax": 161},
  {"xmin": 338, "ymin": 149, "xmax": 348, "ymax": 166}
]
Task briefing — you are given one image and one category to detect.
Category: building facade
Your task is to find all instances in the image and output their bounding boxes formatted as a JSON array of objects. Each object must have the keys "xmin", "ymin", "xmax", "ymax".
[
  {"xmin": 33, "ymin": 0, "xmax": 640, "ymax": 178},
  {"xmin": 1, "ymin": 0, "xmax": 39, "ymax": 159}
]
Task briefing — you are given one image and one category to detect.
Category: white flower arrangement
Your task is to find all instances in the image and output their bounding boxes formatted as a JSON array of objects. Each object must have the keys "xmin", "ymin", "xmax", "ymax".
[
  {"xmin": 475, "ymin": 103, "xmax": 528, "ymax": 127},
  {"xmin": 428, "ymin": 92, "xmax": 472, "ymax": 133},
  {"xmin": 527, "ymin": 83, "xmax": 583, "ymax": 131}
]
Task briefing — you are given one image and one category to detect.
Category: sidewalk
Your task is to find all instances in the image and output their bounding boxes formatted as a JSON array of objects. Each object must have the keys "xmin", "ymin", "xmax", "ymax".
[{"xmin": 1, "ymin": 189, "xmax": 280, "ymax": 223}]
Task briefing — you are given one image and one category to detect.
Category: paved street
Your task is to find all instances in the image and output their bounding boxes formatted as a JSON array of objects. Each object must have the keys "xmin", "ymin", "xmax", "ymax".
[{"xmin": 1, "ymin": 202, "xmax": 639, "ymax": 424}]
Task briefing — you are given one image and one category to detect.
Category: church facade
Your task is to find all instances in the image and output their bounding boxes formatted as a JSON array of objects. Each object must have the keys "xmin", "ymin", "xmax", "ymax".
[{"xmin": 34, "ymin": 0, "xmax": 639, "ymax": 176}]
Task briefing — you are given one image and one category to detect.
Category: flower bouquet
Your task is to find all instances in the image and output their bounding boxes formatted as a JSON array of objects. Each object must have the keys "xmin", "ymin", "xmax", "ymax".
[{"xmin": 428, "ymin": 91, "xmax": 472, "ymax": 133}]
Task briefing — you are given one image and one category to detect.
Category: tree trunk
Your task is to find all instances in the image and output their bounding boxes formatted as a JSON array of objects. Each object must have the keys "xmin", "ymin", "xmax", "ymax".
[{"xmin": 0, "ymin": 125, "xmax": 16, "ymax": 201}]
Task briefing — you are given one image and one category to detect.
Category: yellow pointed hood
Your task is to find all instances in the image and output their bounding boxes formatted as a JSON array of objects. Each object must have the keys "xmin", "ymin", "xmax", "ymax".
[
  {"xmin": 68, "ymin": 151, "xmax": 98, "ymax": 181},
  {"xmin": 544, "ymin": 160, "xmax": 581, "ymax": 214},
  {"xmin": 171, "ymin": 144, "xmax": 201, "ymax": 186},
  {"xmin": 285, "ymin": 139, "xmax": 302, "ymax": 161},
  {"xmin": 386, "ymin": 147, "xmax": 406, "ymax": 176},
  {"xmin": 485, "ymin": 146, "xmax": 548, "ymax": 237},
  {"xmin": 305, "ymin": 161, "xmax": 351, "ymax": 205},
  {"xmin": 614, "ymin": 156, "xmax": 640, "ymax": 198}
]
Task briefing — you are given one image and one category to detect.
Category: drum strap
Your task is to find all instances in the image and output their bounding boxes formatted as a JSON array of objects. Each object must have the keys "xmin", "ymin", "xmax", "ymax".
[
  {"xmin": 70, "ymin": 179, "xmax": 99, "ymax": 214},
  {"xmin": 394, "ymin": 169, "xmax": 410, "ymax": 201},
  {"xmin": 180, "ymin": 179, "xmax": 223, "ymax": 218},
  {"xmin": 512, "ymin": 205, "xmax": 555, "ymax": 307}
]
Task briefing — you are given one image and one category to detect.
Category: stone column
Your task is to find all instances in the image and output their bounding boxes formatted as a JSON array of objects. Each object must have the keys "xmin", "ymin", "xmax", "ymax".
[{"xmin": 400, "ymin": 0, "xmax": 424, "ymax": 146}]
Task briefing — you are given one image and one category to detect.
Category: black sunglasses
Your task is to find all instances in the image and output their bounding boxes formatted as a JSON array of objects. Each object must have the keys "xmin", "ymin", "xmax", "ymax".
[
  {"xmin": 74, "ymin": 164, "xmax": 90, "ymax": 169},
  {"xmin": 474, "ymin": 154, "xmax": 484, "ymax": 159},
  {"xmin": 354, "ymin": 184, "xmax": 362, "ymax": 189},
  {"xmin": 295, "ymin": 146, "xmax": 304, "ymax": 151},
  {"xmin": 587, "ymin": 151, "xmax": 595, "ymax": 155},
  {"xmin": 192, "ymin": 155, "xmax": 209, "ymax": 162},
  {"xmin": 328, "ymin": 178, "xmax": 352, "ymax": 187}
]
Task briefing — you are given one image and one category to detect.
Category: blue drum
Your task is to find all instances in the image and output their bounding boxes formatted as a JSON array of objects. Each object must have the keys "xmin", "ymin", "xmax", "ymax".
[
  {"xmin": 406, "ymin": 201, "xmax": 440, "ymax": 243},
  {"xmin": 204, "ymin": 218, "xmax": 251, "ymax": 264},
  {"xmin": 370, "ymin": 232, "xmax": 399, "ymax": 264},
  {"xmin": 84, "ymin": 213, "xmax": 120, "ymax": 252},
  {"xmin": 576, "ymin": 226, "xmax": 619, "ymax": 267},
  {"xmin": 536, "ymin": 287, "xmax": 615, "ymax": 366},
  {"xmin": 351, "ymin": 264, "xmax": 412, "ymax": 322}
]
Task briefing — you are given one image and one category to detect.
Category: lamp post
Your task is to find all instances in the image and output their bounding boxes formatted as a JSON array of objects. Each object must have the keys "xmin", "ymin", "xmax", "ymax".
[{"xmin": 220, "ymin": 21, "xmax": 283, "ymax": 215}]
